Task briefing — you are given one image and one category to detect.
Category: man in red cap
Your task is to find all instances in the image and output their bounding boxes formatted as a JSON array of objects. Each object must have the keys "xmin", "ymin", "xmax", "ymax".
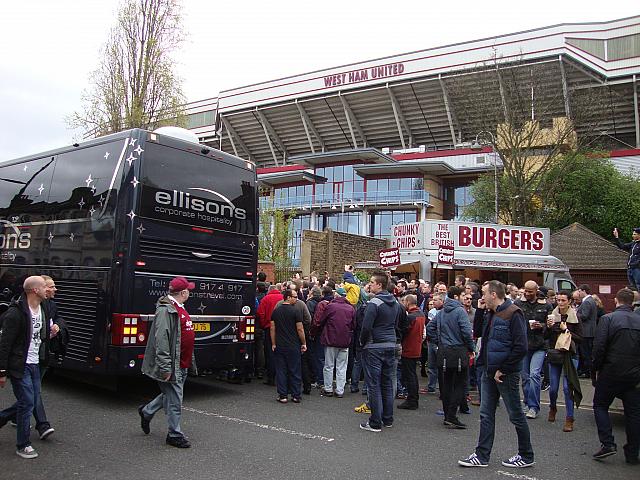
[{"xmin": 139, "ymin": 276, "xmax": 197, "ymax": 448}]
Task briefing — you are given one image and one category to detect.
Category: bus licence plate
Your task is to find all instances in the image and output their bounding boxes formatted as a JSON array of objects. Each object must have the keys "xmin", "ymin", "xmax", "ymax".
[{"xmin": 193, "ymin": 323, "xmax": 210, "ymax": 332}]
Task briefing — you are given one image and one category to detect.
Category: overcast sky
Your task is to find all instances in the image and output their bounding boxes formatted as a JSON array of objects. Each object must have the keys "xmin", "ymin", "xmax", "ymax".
[{"xmin": 0, "ymin": 0, "xmax": 637, "ymax": 162}]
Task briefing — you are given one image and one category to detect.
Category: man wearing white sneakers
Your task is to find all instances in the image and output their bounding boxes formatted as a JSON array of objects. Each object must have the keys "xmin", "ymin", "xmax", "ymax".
[{"xmin": 0, "ymin": 276, "xmax": 52, "ymax": 459}]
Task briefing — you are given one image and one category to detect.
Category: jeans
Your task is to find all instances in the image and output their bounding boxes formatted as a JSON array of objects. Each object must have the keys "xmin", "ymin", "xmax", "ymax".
[
  {"xmin": 3, "ymin": 364, "xmax": 51, "ymax": 432},
  {"xmin": 273, "ymin": 346, "xmax": 302, "ymax": 399},
  {"xmin": 476, "ymin": 371, "xmax": 534, "ymax": 464},
  {"xmin": 427, "ymin": 342, "xmax": 438, "ymax": 391},
  {"xmin": 362, "ymin": 347, "xmax": 397, "ymax": 429},
  {"xmin": 254, "ymin": 327, "xmax": 265, "ymax": 377},
  {"xmin": 521, "ymin": 349, "xmax": 545, "ymax": 412},
  {"xmin": 142, "ymin": 368, "xmax": 188, "ymax": 438},
  {"xmin": 593, "ymin": 375, "xmax": 640, "ymax": 459},
  {"xmin": 323, "ymin": 346, "xmax": 349, "ymax": 395},
  {"xmin": 628, "ymin": 267, "xmax": 640, "ymax": 291},
  {"xmin": 1, "ymin": 364, "xmax": 45, "ymax": 449},
  {"xmin": 548, "ymin": 357, "xmax": 579, "ymax": 418},
  {"xmin": 350, "ymin": 349, "xmax": 365, "ymax": 392},
  {"xmin": 401, "ymin": 358, "xmax": 419, "ymax": 406},
  {"xmin": 309, "ymin": 336, "xmax": 325, "ymax": 386}
]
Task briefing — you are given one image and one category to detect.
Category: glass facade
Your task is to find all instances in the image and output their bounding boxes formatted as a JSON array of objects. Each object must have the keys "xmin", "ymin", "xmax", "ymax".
[
  {"xmin": 317, "ymin": 211, "xmax": 361, "ymax": 234},
  {"xmin": 369, "ymin": 210, "xmax": 419, "ymax": 241},
  {"xmin": 289, "ymin": 214, "xmax": 311, "ymax": 266},
  {"xmin": 186, "ymin": 110, "xmax": 215, "ymax": 129},
  {"xmin": 444, "ymin": 185, "xmax": 474, "ymax": 220}
]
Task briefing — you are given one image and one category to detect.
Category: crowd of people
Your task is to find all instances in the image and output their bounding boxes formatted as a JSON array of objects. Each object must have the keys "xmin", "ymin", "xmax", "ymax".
[{"xmin": 255, "ymin": 268, "xmax": 640, "ymax": 468}]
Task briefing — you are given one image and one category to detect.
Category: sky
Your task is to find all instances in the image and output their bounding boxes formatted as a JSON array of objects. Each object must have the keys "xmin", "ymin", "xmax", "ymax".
[{"xmin": 0, "ymin": 0, "xmax": 637, "ymax": 162}]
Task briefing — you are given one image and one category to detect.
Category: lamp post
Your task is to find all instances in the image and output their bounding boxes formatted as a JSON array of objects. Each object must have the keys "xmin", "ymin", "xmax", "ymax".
[{"xmin": 471, "ymin": 131, "xmax": 500, "ymax": 224}]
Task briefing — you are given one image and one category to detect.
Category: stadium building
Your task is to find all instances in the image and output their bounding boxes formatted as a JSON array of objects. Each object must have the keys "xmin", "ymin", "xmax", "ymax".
[{"xmin": 185, "ymin": 16, "xmax": 640, "ymax": 266}]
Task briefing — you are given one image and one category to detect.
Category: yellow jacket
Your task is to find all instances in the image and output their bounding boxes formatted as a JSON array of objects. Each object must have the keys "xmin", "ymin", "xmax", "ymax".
[{"xmin": 344, "ymin": 282, "xmax": 361, "ymax": 307}]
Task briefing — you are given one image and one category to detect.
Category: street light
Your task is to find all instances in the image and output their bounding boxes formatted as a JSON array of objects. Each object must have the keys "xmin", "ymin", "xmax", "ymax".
[{"xmin": 471, "ymin": 131, "xmax": 500, "ymax": 224}]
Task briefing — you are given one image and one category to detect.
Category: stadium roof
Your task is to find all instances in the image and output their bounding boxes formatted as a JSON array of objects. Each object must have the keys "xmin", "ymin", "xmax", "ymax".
[{"xmin": 187, "ymin": 16, "xmax": 640, "ymax": 167}]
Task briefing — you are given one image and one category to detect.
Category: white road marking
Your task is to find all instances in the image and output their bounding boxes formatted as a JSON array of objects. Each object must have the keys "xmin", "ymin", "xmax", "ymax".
[
  {"xmin": 497, "ymin": 470, "xmax": 544, "ymax": 480},
  {"xmin": 183, "ymin": 406, "xmax": 335, "ymax": 443}
]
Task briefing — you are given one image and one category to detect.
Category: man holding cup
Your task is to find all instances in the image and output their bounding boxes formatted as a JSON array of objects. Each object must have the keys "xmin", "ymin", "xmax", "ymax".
[{"xmin": 515, "ymin": 281, "xmax": 552, "ymax": 420}]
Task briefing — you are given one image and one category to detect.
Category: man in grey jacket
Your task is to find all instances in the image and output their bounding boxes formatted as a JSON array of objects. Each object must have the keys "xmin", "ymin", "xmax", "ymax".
[{"xmin": 139, "ymin": 276, "xmax": 197, "ymax": 448}]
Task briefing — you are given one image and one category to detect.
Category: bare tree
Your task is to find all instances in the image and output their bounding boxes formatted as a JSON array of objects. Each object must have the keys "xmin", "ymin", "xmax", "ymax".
[
  {"xmin": 446, "ymin": 56, "xmax": 610, "ymax": 226},
  {"xmin": 69, "ymin": 0, "xmax": 186, "ymax": 137}
]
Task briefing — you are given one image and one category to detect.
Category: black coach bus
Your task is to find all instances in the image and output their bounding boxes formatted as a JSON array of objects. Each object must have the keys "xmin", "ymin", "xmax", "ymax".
[{"xmin": 0, "ymin": 128, "xmax": 257, "ymax": 382}]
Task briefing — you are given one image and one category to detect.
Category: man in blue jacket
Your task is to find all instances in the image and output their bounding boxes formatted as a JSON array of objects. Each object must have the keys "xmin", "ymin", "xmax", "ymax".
[
  {"xmin": 358, "ymin": 270, "xmax": 404, "ymax": 433},
  {"xmin": 459, "ymin": 280, "xmax": 534, "ymax": 469},
  {"xmin": 427, "ymin": 286, "xmax": 475, "ymax": 429}
]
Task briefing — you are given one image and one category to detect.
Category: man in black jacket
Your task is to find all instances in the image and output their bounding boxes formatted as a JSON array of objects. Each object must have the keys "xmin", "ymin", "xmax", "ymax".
[
  {"xmin": 614, "ymin": 227, "xmax": 640, "ymax": 291},
  {"xmin": 0, "ymin": 276, "xmax": 51, "ymax": 459},
  {"xmin": 591, "ymin": 288, "xmax": 640, "ymax": 464},
  {"xmin": 516, "ymin": 281, "xmax": 552, "ymax": 420}
]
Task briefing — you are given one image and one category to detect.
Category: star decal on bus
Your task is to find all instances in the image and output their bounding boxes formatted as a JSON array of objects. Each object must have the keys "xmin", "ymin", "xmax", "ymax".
[
  {"xmin": 197, "ymin": 302, "xmax": 206, "ymax": 314},
  {"xmin": 129, "ymin": 138, "xmax": 137, "ymax": 146},
  {"xmin": 23, "ymin": 165, "xmax": 28, "ymax": 171},
  {"xmin": 134, "ymin": 145, "xmax": 144, "ymax": 156},
  {"xmin": 104, "ymin": 151, "xmax": 110, "ymax": 160},
  {"xmin": 69, "ymin": 233, "xmax": 75, "ymax": 242},
  {"xmin": 127, "ymin": 210, "xmax": 136, "ymax": 221},
  {"xmin": 89, "ymin": 206, "xmax": 96, "ymax": 216},
  {"xmin": 38, "ymin": 184, "xmax": 44, "ymax": 195},
  {"xmin": 249, "ymin": 241, "xmax": 256, "ymax": 249},
  {"xmin": 91, "ymin": 185, "xmax": 97, "ymax": 194},
  {"xmin": 85, "ymin": 174, "xmax": 93, "ymax": 187},
  {"xmin": 78, "ymin": 198, "xmax": 85, "ymax": 209},
  {"xmin": 126, "ymin": 154, "xmax": 136, "ymax": 166},
  {"xmin": 137, "ymin": 223, "xmax": 145, "ymax": 235},
  {"xmin": 131, "ymin": 176, "xmax": 139, "ymax": 188},
  {"xmin": 48, "ymin": 232, "xmax": 54, "ymax": 243}
]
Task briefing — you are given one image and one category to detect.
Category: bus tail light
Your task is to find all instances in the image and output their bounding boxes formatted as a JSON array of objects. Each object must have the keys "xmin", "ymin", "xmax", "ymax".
[
  {"xmin": 237, "ymin": 316, "xmax": 255, "ymax": 342},
  {"xmin": 111, "ymin": 314, "xmax": 148, "ymax": 346}
]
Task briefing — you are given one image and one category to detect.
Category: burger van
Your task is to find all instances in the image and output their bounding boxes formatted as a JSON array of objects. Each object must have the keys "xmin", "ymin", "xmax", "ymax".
[{"xmin": 389, "ymin": 220, "xmax": 575, "ymax": 292}]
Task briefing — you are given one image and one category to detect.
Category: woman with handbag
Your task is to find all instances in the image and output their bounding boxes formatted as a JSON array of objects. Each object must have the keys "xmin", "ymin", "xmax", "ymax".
[{"xmin": 544, "ymin": 291, "xmax": 583, "ymax": 432}]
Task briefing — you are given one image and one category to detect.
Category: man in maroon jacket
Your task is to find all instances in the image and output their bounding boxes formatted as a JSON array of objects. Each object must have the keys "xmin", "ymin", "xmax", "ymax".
[
  {"xmin": 256, "ymin": 285, "xmax": 284, "ymax": 386},
  {"xmin": 398, "ymin": 294, "xmax": 426, "ymax": 409},
  {"xmin": 315, "ymin": 289, "xmax": 355, "ymax": 398}
]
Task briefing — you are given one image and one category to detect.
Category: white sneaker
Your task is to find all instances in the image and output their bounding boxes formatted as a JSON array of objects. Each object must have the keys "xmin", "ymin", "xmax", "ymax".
[
  {"xmin": 526, "ymin": 408, "xmax": 538, "ymax": 419},
  {"xmin": 16, "ymin": 446, "xmax": 38, "ymax": 459}
]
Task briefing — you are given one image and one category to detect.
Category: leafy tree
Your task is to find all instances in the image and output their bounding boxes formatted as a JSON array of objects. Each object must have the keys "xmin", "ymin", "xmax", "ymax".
[
  {"xmin": 464, "ymin": 153, "xmax": 640, "ymax": 240},
  {"xmin": 258, "ymin": 204, "xmax": 297, "ymax": 270},
  {"xmin": 69, "ymin": 0, "xmax": 186, "ymax": 136}
]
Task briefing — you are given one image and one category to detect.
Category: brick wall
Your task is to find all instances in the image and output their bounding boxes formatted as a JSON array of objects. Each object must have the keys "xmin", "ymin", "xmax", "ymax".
[
  {"xmin": 257, "ymin": 261, "xmax": 275, "ymax": 284},
  {"xmin": 301, "ymin": 229, "xmax": 388, "ymax": 279}
]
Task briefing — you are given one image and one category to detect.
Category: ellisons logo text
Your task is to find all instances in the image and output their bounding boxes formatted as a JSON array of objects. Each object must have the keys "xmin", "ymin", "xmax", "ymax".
[{"xmin": 154, "ymin": 190, "xmax": 247, "ymax": 226}]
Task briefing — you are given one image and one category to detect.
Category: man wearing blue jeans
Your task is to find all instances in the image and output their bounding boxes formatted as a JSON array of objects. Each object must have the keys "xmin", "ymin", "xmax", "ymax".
[
  {"xmin": 359, "ymin": 271, "xmax": 404, "ymax": 432},
  {"xmin": 459, "ymin": 280, "xmax": 534, "ymax": 468},
  {"xmin": 140, "ymin": 276, "xmax": 197, "ymax": 448},
  {"xmin": 0, "ymin": 276, "xmax": 50, "ymax": 459},
  {"xmin": 516, "ymin": 281, "xmax": 552, "ymax": 419},
  {"xmin": 427, "ymin": 293, "xmax": 445, "ymax": 393}
]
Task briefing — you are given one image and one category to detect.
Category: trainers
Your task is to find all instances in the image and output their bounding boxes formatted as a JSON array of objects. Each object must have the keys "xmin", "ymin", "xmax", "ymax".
[
  {"xmin": 395, "ymin": 393, "xmax": 408, "ymax": 400},
  {"xmin": 526, "ymin": 408, "xmax": 538, "ymax": 419},
  {"xmin": 166, "ymin": 435, "xmax": 191, "ymax": 448},
  {"xmin": 354, "ymin": 403, "xmax": 371, "ymax": 414},
  {"xmin": 435, "ymin": 409, "xmax": 444, "ymax": 416},
  {"xmin": 138, "ymin": 405, "xmax": 150, "ymax": 434},
  {"xmin": 501, "ymin": 454, "xmax": 535, "ymax": 468},
  {"xmin": 350, "ymin": 386, "xmax": 360, "ymax": 393},
  {"xmin": 593, "ymin": 445, "xmax": 617, "ymax": 460},
  {"xmin": 291, "ymin": 397, "xmax": 301, "ymax": 404},
  {"xmin": 320, "ymin": 389, "xmax": 333, "ymax": 397},
  {"xmin": 37, "ymin": 426, "xmax": 55, "ymax": 440},
  {"xmin": 444, "ymin": 418, "xmax": 467, "ymax": 429},
  {"xmin": 397, "ymin": 401, "xmax": 418, "ymax": 410},
  {"xmin": 541, "ymin": 383, "xmax": 550, "ymax": 392},
  {"xmin": 359, "ymin": 422, "xmax": 381, "ymax": 433},
  {"xmin": 458, "ymin": 453, "xmax": 488, "ymax": 467},
  {"xmin": 276, "ymin": 396, "xmax": 288, "ymax": 404},
  {"xmin": 335, "ymin": 392, "xmax": 344, "ymax": 398},
  {"xmin": 16, "ymin": 446, "xmax": 38, "ymax": 459}
]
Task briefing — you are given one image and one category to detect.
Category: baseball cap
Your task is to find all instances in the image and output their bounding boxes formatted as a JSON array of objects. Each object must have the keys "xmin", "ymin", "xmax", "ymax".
[
  {"xmin": 169, "ymin": 276, "xmax": 195, "ymax": 292},
  {"xmin": 633, "ymin": 227, "xmax": 640, "ymax": 234}
]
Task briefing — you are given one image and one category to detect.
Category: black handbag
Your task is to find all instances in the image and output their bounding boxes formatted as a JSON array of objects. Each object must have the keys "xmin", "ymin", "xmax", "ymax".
[{"xmin": 546, "ymin": 348, "xmax": 566, "ymax": 365}]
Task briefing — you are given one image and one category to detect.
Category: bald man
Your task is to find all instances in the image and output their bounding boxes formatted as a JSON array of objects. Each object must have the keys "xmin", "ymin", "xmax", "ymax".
[
  {"xmin": 515, "ymin": 281, "xmax": 553, "ymax": 419},
  {"xmin": 0, "ymin": 276, "xmax": 52, "ymax": 459}
]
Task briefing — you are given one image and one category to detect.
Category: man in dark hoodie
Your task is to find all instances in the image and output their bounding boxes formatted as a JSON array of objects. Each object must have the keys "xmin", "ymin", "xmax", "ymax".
[
  {"xmin": 358, "ymin": 270, "xmax": 404, "ymax": 433},
  {"xmin": 0, "ymin": 276, "xmax": 51, "ymax": 459},
  {"xmin": 459, "ymin": 280, "xmax": 533, "ymax": 469},
  {"xmin": 427, "ymin": 286, "xmax": 475, "ymax": 428}
]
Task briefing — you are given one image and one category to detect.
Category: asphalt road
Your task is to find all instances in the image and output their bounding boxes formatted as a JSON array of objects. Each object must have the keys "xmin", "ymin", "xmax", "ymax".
[{"xmin": 0, "ymin": 373, "xmax": 636, "ymax": 480}]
